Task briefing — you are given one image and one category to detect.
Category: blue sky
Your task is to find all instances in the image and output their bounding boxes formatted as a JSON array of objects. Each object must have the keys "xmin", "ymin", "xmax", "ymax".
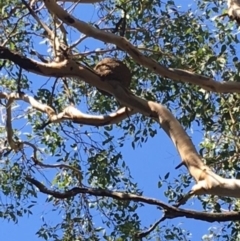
[{"xmin": 0, "ymin": 0, "xmax": 224, "ymax": 240}]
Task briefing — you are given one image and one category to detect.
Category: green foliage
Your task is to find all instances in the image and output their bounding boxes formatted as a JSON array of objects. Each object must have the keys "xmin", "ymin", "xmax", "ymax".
[{"xmin": 1, "ymin": 0, "xmax": 240, "ymax": 240}]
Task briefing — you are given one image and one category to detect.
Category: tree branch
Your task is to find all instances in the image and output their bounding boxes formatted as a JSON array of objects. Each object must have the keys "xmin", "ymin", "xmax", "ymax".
[
  {"xmin": 2, "ymin": 47, "xmax": 240, "ymax": 200},
  {"xmin": 136, "ymin": 215, "xmax": 166, "ymax": 238},
  {"xmin": 5, "ymin": 95, "xmax": 23, "ymax": 151},
  {"xmin": 0, "ymin": 46, "xmax": 115, "ymax": 95},
  {"xmin": 43, "ymin": 0, "xmax": 240, "ymax": 93},
  {"xmin": 26, "ymin": 176, "xmax": 240, "ymax": 222},
  {"xmin": 0, "ymin": 92, "xmax": 135, "ymax": 126}
]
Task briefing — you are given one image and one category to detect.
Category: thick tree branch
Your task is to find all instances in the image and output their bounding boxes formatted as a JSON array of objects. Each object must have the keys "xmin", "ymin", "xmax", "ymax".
[
  {"xmin": 0, "ymin": 46, "xmax": 116, "ymax": 95},
  {"xmin": 0, "ymin": 47, "xmax": 158, "ymax": 115},
  {"xmin": 26, "ymin": 176, "xmax": 240, "ymax": 222},
  {"xmin": 2, "ymin": 47, "xmax": 240, "ymax": 199},
  {"xmin": 43, "ymin": 0, "xmax": 240, "ymax": 93}
]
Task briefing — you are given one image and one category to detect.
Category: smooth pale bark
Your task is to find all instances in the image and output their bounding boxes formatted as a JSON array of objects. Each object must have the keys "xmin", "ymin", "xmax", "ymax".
[
  {"xmin": 228, "ymin": 0, "xmax": 240, "ymax": 23},
  {"xmin": 43, "ymin": 0, "xmax": 240, "ymax": 93},
  {"xmin": 1, "ymin": 46, "xmax": 240, "ymax": 199},
  {"xmin": 1, "ymin": 1, "xmax": 240, "ymax": 200},
  {"xmin": 0, "ymin": 92, "xmax": 135, "ymax": 126}
]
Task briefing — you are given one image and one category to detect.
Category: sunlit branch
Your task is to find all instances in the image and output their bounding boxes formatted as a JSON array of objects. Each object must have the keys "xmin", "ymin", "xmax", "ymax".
[
  {"xmin": 22, "ymin": 0, "xmax": 54, "ymax": 40},
  {"xmin": 0, "ymin": 46, "xmax": 114, "ymax": 94},
  {"xmin": 43, "ymin": 0, "xmax": 240, "ymax": 93},
  {"xmin": 2, "ymin": 45, "xmax": 240, "ymax": 200},
  {"xmin": 0, "ymin": 92, "xmax": 135, "ymax": 127},
  {"xmin": 22, "ymin": 0, "xmax": 68, "ymax": 61}
]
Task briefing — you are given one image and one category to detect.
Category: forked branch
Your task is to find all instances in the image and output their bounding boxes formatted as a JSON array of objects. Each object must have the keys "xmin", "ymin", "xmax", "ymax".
[
  {"xmin": 43, "ymin": 0, "xmax": 240, "ymax": 93},
  {"xmin": 26, "ymin": 176, "xmax": 240, "ymax": 222},
  {"xmin": 0, "ymin": 92, "xmax": 134, "ymax": 127},
  {"xmin": 2, "ymin": 45, "xmax": 240, "ymax": 199}
]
